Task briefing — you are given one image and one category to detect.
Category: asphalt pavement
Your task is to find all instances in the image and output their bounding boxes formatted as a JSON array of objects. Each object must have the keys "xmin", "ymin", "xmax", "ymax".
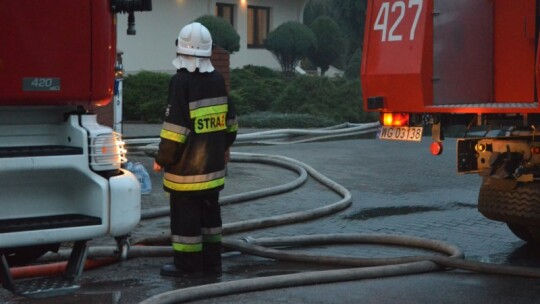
[{"xmin": 1, "ymin": 123, "xmax": 540, "ymax": 304}]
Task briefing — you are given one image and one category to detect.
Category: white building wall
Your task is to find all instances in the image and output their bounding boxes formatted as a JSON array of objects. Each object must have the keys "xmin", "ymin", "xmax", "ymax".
[{"xmin": 117, "ymin": 0, "xmax": 308, "ymax": 73}]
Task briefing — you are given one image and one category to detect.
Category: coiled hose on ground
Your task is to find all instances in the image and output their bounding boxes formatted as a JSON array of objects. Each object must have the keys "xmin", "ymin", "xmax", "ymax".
[
  {"xmin": 137, "ymin": 152, "xmax": 540, "ymax": 304},
  {"xmin": 17, "ymin": 123, "xmax": 540, "ymax": 303}
]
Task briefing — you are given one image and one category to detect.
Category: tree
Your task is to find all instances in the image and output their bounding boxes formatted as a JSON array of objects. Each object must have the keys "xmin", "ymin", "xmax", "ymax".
[
  {"xmin": 303, "ymin": 0, "xmax": 367, "ymax": 74},
  {"xmin": 344, "ymin": 47, "xmax": 362, "ymax": 79},
  {"xmin": 265, "ymin": 21, "xmax": 316, "ymax": 76},
  {"xmin": 194, "ymin": 15, "xmax": 240, "ymax": 53},
  {"xmin": 330, "ymin": 0, "xmax": 367, "ymax": 56},
  {"xmin": 307, "ymin": 16, "xmax": 344, "ymax": 76},
  {"xmin": 303, "ymin": 0, "xmax": 330, "ymax": 26}
]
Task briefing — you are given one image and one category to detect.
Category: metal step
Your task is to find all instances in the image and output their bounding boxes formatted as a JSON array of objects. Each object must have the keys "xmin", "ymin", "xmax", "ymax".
[
  {"xmin": 0, "ymin": 214, "xmax": 101, "ymax": 233},
  {"xmin": 0, "ymin": 145, "xmax": 82, "ymax": 158},
  {"xmin": 1, "ymin": 241, "xmax": 88, "ymax": 298},
  {"xmin": 13, "ymin": 276, "xmax": 80, "ymax": 298}
]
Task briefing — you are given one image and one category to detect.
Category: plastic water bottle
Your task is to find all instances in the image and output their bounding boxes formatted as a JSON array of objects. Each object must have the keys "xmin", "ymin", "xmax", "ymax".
[{"xmin": 125, "ymin": 161, "xmax": 152, "ymax": 195}]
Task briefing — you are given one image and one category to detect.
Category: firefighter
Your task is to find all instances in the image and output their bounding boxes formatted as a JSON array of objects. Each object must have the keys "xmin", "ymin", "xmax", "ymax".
[{"xmin": 153, "ymin": 22, "xmax": 238, "ymax": 277}]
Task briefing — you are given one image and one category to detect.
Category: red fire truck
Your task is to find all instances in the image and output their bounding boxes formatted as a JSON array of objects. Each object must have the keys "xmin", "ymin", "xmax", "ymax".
[
  {"xmin": 362, "ymin": 0, "xmax": 540, "ymax": 244},
  {"xmin": 0, "ymin": 0, "xmax": 151, "ymax": 297}
]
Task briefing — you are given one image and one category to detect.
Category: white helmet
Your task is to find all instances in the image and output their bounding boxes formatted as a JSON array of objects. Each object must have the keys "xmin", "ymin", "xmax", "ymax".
[
  {"xmin": 176, "ymin": 22, "xmax": 212, "ymax": 58},
  {"xmin": 172, "ymin": 22, "xmax": 214, "ymax": 73}
]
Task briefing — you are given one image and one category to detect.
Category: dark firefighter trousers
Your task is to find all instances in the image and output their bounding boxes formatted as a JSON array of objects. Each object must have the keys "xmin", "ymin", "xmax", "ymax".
[{"xmin": 169, "ymin": 192, "xmax": 222, "ymax": 273}]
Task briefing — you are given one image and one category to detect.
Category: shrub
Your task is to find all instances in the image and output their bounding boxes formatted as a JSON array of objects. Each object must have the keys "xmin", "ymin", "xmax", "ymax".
[
  {"xmin": 307, "ymin": 16, "xmax": 344, "ymax": 76},
  {"xmin": 194, "ymin": 15, "xmax": 240, "ymax": 53},
  {"xmin": 272, "ymin": 75, "xmax": 374, "ymax": 123},
  {"xmin": 239, "ymin": 112, "xmax": 336, "ymax": 128},
  {"xmin": 229, "ymin": 89, "xmax": 253, "ymax": 115},
  {"xmin": 272, "ymin": 75, "xmax": 335, "ymax": 116},
  {"xmin": 265, "ymin": 22, "xmax": 316, "ymax": 76},
  {"xmin": 121, "ymin": 67, "xmax": 376, "ymax": 125},
  {"xmin": 331, "ymin": 77, "xmax": 377, "ymax": 122},
  {"xmin": 230, "ymin": 66, "xmax": 284, "ymax": 114},
  {"xmin": 345, "ymin": 47, "xmax": 362, "ymax": 79},
  {"xmin": 237, "ymin": 65, "xmax": 282, "ymax": 79},
  {"xmin": 123, "ymin": 71, "xmax": 170, "ymax": 122}
]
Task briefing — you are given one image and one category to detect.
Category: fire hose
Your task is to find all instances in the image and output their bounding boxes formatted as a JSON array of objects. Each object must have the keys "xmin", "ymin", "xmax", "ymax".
[{"xmin": 9, "ymin": 123, "xmax": 540, "ymax": 303}]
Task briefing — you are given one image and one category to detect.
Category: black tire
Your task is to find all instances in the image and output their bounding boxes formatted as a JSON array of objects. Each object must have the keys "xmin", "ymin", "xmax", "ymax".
[
  {"xmin": 507, "ymin": 223, "xmax": 537, "ymax": 243},
  {"xmin": 478, "ymin": 181, "xmax": 540, "ymax": 226}
]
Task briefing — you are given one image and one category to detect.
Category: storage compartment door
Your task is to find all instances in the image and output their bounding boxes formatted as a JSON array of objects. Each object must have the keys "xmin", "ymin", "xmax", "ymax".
[{"xmin": 433, "ymin": 0, "xmax": 493, "ymax": 105}]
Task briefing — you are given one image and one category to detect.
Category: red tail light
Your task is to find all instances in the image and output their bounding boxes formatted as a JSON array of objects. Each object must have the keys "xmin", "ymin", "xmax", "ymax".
[
  {"xmin": 430, "ymin": 141, "xmax": 444, "ymax": 156},
  {"xmin": 381, "ymin": 113, "xmax": 410, "ymax": 127}
]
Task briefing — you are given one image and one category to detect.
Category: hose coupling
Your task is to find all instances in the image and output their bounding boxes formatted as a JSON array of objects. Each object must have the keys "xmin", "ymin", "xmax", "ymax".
[{"xmin": 241, "ymin": 236, "xmax": 255, "ymax": 244}]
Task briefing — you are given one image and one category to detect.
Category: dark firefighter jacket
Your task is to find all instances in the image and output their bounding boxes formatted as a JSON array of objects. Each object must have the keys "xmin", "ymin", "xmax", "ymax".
[{"xmin": 155, "ymin": 69, "xmax": 238, "ymax": 195}]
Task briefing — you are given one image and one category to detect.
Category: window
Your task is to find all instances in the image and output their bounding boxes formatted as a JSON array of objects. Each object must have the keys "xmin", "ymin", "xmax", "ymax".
[
  {"xmin": 247, "ymin": 6, "xmax": 270, "ymax": 48},
  {"xmin": 215, "ymin": 3, "xmax": 234, "ymax": 27}
]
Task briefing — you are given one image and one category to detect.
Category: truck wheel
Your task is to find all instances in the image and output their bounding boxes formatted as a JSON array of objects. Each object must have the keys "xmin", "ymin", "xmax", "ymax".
[
  {"xmin": 478, "ymin": 180, "xmax": 540, "ymax": 244},
  {"xmin": 506, "ymin": 224, "xmax": 540, "ymax": 243}
]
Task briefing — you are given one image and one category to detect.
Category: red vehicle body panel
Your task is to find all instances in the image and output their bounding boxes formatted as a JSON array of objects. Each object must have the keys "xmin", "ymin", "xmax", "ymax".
[
  {"xmin": 0, "ymin": 0, "xmax": 115, "ymax": 107},
  {"xmin": 362, "ymin": 0, "xmax": 433, "ymax": 113},
  {"xmin": 362, "ymin": 0, "xmax": 540, "ymax": 115}
]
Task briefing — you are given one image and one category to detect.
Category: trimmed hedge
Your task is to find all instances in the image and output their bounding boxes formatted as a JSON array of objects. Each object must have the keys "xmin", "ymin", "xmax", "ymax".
[
  {"xmin": 194, "ymin": 15, "xmax": 240, "ymax": 53},
  {"xmin": 122, "ymin": 71, "xmax": 169, "ymax": 123},
  {"xmin": 271, "ymin": 75, "xmax": 375, "ymax": 123},
  {"xmin": 307, "ymin": 16, "xmax": 344, "ymax": 75},
  {"xmin": 230, "ymin": 65, "xmax": 284, "ymax": 114},
  {"xmin": 122, "ymin": 66, "xmax": 376, "ymax": 126},
  {"xmin": 265, "ymin": 21, "xmax": 316, "ymax": 76},
  {"xmin": 240, "ymin": 112, "xmax": 336, "ymax": 128}
]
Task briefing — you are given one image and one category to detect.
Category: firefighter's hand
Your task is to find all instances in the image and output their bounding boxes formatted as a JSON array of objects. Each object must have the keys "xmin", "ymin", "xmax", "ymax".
[
  {"xmin": 153, "ymin": 161, "xmax": 162, "ymax": 172},
  {"xmin": 224, "ymin": 149, "xmax": 231, "ymax": 164}
]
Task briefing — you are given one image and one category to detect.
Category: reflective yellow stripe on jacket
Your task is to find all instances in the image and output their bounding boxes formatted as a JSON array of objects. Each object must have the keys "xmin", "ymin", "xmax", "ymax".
[
  {"xmin": 189, "ymin": 97, "xmax": 228, "ymax": 118},
  {"xmin": 226, "ymin": 117, "xmax": 238, "ymax": 132},
  {"xmin": 164, "ymin": 170, "xmax": 226, "ymax": 191},
  {"xmin": 160, "ymin": 122, "xmax": 190, "ymax": 143}
]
